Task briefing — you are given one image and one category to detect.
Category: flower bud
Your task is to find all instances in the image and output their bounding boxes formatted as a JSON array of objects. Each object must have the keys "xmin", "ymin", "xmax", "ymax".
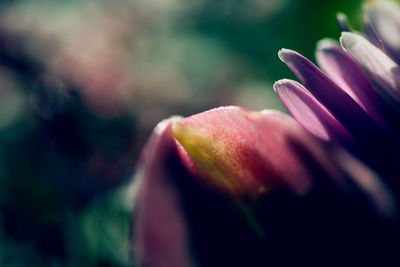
[{"xmin": 133, "ymin": 106, "xmax": 395, "ymax": 267}]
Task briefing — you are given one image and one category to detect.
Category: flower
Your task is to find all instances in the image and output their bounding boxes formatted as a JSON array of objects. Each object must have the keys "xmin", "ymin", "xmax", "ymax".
[
  {"xmin": 274, "ymin": 0, "xmax": 400, "ymax": 190},
  {"xmin": 133, "ymin": 106, "xmax": 393, "ymax": 267}
]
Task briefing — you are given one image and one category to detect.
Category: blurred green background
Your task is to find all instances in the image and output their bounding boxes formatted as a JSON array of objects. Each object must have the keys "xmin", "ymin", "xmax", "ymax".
[{"xmin": 0, "ymin": 0, "xmax": 365, "ymax": 266}]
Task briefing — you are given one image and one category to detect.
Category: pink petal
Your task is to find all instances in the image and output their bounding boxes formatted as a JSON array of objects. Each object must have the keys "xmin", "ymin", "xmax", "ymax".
[
  {"xmin": 134, "ymin": 117, "xmax": 193, "ymax": 267},
  {"xmin": 173, "ymin": 106, "xmax": 338, "ymax": 196}
]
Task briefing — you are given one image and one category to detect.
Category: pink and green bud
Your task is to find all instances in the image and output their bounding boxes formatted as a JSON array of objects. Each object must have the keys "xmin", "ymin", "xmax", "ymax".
[
  {"xmin": 172, "ymin": 107, "xmax": 323, "ymax": 197},
  {"xmin": 132, "ymin": 106, "xmax": 392, "ymax": 267}
]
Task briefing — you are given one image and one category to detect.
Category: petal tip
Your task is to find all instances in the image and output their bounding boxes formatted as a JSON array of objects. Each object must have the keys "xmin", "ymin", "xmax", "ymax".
[
  {"xmin": 273, "ymin": 79, "xmax": 292, "ymax": 93},
  {"xmin": 316, "ymin": 38, "xmax": 339, "ymax": 51},
  {"xmin": 278, "ymin": 48, "xmax": 296, "ymax": 63},
  {"xmin": 154, "ymin": 116, "xmax": 182, "ymax": 135},
  {"xmin": 336, "ymin": 12, "xmax": 352, "ymax": 32},
  {"xmin": 339, "ymin": 32, "xmax": 362, "ymax": 50},
  {"xmin": 336, "ymin": 12, "xmax": 346, "ymax": 20},
  {"xmin": 273, "ymin": 79, "xmax": 302, "ymax": 96},
  {"xmin": 362, "ymin": 0, "xmax": 378, "ymax": 11}
]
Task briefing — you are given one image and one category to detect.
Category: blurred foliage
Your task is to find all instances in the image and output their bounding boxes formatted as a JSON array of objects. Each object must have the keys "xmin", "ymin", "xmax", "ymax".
[{"xmin": 0, "ymin": 0, "xmax": 366, "ymax": 266}]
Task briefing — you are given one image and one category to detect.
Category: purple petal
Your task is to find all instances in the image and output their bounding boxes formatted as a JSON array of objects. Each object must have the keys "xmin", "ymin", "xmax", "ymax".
[
  {"xmin": 363, "ymin": 0, "xmax": 400, "ymax": 64},
  {"xmin": 274, "ymin": 79, "xmax": 354, "ymax": 148},
  {"xmin": 316, "ymin": 38, "xmax": 391, "ymax": 130},
  {"xmin": 340, "ymin": 32, "xmax": 400, "ymax": 108},
  {"xmin": 333, "ymin": 149, "xmax": 395, "ymax": 217},
  {"xmin": 134, "ymin": 118, "xmax": 193, "ymax": 267},
  {"xmin": 362, "ymin": 13, "xmax": 384, "ymax": 49},
  {"xmin": 278, "ymin": 48, "xmax": 386, "ymax": 147}
]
